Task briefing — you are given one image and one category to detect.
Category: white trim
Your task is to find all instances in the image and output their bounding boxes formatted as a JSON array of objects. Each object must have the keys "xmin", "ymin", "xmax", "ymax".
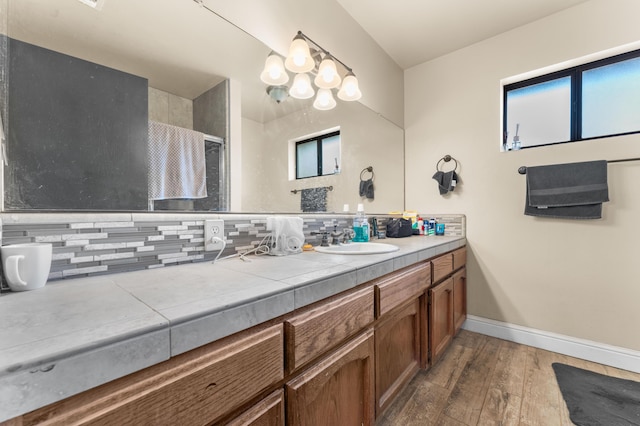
[{"xmin": 462, "ymin": 315, "xmax": 640, "ymax": 374}]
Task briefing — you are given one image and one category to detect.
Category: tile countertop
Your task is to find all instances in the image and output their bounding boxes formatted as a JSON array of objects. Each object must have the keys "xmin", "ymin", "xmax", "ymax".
[{"xmin": 0, "ymin": 235, "xmax": 465, "ymax": 422}]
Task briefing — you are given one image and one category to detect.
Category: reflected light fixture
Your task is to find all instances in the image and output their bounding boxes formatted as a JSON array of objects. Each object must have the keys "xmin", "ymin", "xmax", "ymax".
[
  {"xmin": 260, "ymin": 52, "xmax": 289, "ymax": 86},
  {"xmin": 289, "ymin": 73, "xmax": 315, "ymax": 99},
  {"xmin": 337, "ymin": 71, "xmax": 362, "ymax": 101},
  {"xmin": 314, "ymin": 54, "xmax": 341, "ymax": 89},
  {"xmin": 266, "ymin": 85, "xmax": 289, "ymax": 104},
  {"xmin": 313, "ymin": 88, "xmax": 337, "ymax": 111},
  {"xmin": 260, "ymin": 30, "xmax": 361, "ymax": 110}
]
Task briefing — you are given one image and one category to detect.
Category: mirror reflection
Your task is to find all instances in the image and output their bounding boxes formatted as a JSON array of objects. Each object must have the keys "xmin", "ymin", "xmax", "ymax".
[{"xmin": 1, "ymin": 0, "xmax": 404, "ymax": 213}]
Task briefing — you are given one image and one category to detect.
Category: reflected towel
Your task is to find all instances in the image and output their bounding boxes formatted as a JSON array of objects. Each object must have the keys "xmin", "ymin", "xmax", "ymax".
[
  {"xmin": 301, "ymin": 187, "xmax": 327, "ymax": 212},
  {"xmin": 148, "ymin": 121, "xmax": 207, "ymax": 200},
  {"xmin": 359, "ymin": 179, "xmax": 374, "ymax": 199},
  {"xmin": 525, "ymin": 160, "xmax": 608, "ymax": 219}
]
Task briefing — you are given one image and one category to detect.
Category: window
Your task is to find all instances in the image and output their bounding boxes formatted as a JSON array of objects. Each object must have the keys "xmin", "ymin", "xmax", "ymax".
[
  {"xmin": 503, "ymin": 48, "xmax": 640, "ymax": 150},
  {"xmin": 295, "ymin": 130, "xmax": 341, "ymax": 179}
]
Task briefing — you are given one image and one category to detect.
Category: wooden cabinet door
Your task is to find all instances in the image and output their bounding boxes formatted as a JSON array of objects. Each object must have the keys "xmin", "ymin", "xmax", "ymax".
[
  {"xmin": 429, "ymin": 278, "xmax": 454, "ymax": 363},
  {"xmin": 226, "ymin": 389, "xmax": 284, "ymax": 426},
  {"xmin": 286, "ymin": 329, "xmax": 375, "ymax": 426},
  {"xmin": 453, "ymin": 268, "xmax": 467, "ymax": 334},
  {"xmin": 375, "ymin": 298, "xmax": 422, "ymax": 418}
]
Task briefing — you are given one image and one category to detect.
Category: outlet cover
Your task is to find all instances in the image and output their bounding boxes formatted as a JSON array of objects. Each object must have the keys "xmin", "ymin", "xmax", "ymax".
[{"xmin": 204, "ymin": 219, "xmax": 225, "ymax": 251}]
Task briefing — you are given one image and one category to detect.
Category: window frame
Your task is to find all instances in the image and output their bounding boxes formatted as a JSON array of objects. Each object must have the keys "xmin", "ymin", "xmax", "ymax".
[
  {"xmin": 503, "ymin": 48, "xmax": 640, "ymax": 149},
  {"xmin": 294, "ymin": 130, "xmax": 341, "ymax": 180}
]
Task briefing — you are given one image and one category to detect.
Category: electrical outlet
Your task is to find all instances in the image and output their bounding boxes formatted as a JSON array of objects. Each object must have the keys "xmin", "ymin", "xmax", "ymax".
[{"xmin": 204, "ymin": 219, "xmax": 225, "ymax": 251}]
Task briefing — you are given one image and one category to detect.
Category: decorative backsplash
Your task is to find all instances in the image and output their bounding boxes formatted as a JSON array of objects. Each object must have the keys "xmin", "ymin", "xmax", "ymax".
[{"xmin": 0, "ymin": 213, "xmax": 465, "ymax": 292}]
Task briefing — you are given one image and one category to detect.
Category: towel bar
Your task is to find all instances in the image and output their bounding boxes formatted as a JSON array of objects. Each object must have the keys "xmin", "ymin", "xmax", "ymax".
[
  {"xmin": 291, "ymin": 186, "xmax": 333, "ymax": 194},
  {"xmin": 518, "ymin": 157, "xmax": 640, "ymax": 174}
]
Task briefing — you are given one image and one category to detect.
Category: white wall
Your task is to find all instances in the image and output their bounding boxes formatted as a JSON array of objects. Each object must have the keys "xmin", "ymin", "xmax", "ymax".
[{"xmin": 405, "ymin": 0, "xmax": 640, "ymax": 351}]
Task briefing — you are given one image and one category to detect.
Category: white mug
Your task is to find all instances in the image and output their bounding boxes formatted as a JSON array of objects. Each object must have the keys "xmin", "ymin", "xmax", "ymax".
[{"xmin": 1, "ymin": 243, "xmax": 53, "ymax": 291}]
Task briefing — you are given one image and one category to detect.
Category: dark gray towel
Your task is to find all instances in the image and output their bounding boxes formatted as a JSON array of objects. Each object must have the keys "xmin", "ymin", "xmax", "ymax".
[
  {"xmin": 359, "ymin": 179, "xmax": 374, "ymax": 199},
  {"xmin": 432, "ymin": 170, "xmax": 458, "ymax": 195},
  {"xmin": 524, "ymin": 184, "xmax": 603, "ymax": 219},
  {"xmin": 301, "ymin": 187, "xmax": 327, "ymax": 212},
  {"xmin": 525, "ymin": 160, "xmax": 608, "ymax": 219},
  {"xmin": 527, "ymin": 160, "xmax": 608, "ymax": 207}
]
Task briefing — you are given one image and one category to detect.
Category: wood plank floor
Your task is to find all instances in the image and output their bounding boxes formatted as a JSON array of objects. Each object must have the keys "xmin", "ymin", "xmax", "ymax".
[{"xmin": 377, "ymin": 330, "xmax": 640, "ymax": 426}]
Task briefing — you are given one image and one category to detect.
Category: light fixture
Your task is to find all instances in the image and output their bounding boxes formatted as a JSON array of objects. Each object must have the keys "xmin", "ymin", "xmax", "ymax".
[
  {"xmin": 337, "ymin": 71, "xmax": 362, "ymax": 101},
  {"xmin": 284, "ymin": 34, "xmax": 315, "ymax": 73},
  {"xmin": 313, "ymin": 88, "xmax": 337, "ymax": 111},
  {"xmin": 314, "ymin": 55, "xmax": 342, "ymax": 89},
  {"xmin": 266, "ymin": 85, "xmax": 289, "ymax": 104},
  {"xmin": 289, "ymin": 73, "xmax": 315, "ymax": 99},
  {"xmin": 261, "ymin": 30, "xmax": 362, "ymax": 110},
  {"xmin": 260, "ymin": 52, "xmax": 289, "ymax": 86}
]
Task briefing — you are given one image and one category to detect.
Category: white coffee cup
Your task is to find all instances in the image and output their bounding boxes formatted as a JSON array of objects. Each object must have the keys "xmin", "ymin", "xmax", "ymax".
[{"xmin": 1, "ymin": 243, "xmax": 53, "ymax": 291}]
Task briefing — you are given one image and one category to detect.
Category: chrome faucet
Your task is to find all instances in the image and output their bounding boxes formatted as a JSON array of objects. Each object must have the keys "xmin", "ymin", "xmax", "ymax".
[
  {"xmin": 330, "ymin": 225, "xmax": 343, "ymax": 245},
  {"xmin": 311, "ymin": 231, "xmax": 331, "ymax": 247}
]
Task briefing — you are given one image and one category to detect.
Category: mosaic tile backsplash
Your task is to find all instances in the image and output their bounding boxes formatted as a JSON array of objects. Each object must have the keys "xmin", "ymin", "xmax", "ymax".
[{"xmin": 0, "ymin": 213, "xmax": 465, "ymax": 292}]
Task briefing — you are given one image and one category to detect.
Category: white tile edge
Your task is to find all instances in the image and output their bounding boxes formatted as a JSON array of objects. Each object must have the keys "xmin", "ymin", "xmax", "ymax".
[{"xmin": 463, "ymin": 315, "xmax": 640, "ymax": 374}]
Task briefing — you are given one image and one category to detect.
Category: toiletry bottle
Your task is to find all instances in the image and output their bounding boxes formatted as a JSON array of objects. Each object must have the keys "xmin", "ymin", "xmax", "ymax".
[
  {"xmin": 428, "ymin": 218, "xmax": 436, "ymax": 236},
  {"xmin": 353, "ymin": 204, "xmax": 369, "ymax": 242}
]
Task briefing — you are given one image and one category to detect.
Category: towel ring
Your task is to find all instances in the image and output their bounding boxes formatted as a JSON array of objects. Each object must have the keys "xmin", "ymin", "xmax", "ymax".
[
  {"xmin": 436, "ymin": 155, "xmax": 458, "ymax": 172},
  {"xmin": 360, "ymin": 166, "xmax": 374, "ymax": 181}
]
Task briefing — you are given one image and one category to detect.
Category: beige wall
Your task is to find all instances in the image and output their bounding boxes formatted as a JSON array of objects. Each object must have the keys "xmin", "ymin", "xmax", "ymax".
[
  {"xmin": 241, "ymin": 101, "xmax": 404, "ymax": 213},
  {"xmin": 405, "ymin": 0, "xmax": 640, "ymax": 351}
]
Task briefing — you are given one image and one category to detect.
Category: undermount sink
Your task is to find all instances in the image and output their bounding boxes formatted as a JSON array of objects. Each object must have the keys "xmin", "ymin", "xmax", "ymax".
[{"xmin": 314, "ymin": 242, "xmax": 399, "ymax": 255}]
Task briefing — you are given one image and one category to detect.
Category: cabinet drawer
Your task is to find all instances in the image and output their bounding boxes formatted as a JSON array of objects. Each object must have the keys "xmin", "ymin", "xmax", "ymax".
[
  {"xmin": 22, "ymin": 325, "xmax": 284, "ymax": 426},
  {"xmin": 453, "ymin": 247, "xmax": 467, "ymax": 271},
  {"xmin": 285, "ymin": 286, "xmax": 374, "ymax": 373},
  {"xmin": 375, "ymin": 262, "xmax": 431, "ymax": 317},
  {"xmin": 431, "ymin": 253, "xmax": 453, "ymax": 283},
  {"xmin": 227, "ymin": 389, "xmax": 284, "ymax": 426}
]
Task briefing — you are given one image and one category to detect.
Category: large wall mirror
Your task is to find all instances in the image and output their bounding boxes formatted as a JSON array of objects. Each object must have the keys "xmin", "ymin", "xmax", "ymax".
[{"xmin": 0, "ymin": 0, "xmax": 404, "ymax": 214}]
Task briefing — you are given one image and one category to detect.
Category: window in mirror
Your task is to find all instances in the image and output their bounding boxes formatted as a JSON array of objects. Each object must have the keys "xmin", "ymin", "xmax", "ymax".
[
  {"xmin": 295, "ymin": 130, "xmax": 341, "ymax": 179},
  {"xmin": 502, "ymin": 48, "xmax": 640, "ymax": 150}
]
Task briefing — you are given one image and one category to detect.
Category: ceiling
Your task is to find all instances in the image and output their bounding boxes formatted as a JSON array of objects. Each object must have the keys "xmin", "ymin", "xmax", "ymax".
[{"xmin": 336, "ymin": 0, "xmax": 591, "ymax": 69}]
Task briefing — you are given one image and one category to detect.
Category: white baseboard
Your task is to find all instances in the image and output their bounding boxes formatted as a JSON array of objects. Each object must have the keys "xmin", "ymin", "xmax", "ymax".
[{"xmin": 462, "ymin": 315, "xmax": 640, "ymax": 374}]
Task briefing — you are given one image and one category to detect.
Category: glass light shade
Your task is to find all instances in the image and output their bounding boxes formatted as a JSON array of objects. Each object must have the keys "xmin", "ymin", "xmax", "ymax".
[
  {"xmin": 289, "ymin": 73, "xmax": 315, "ymax": 99},
  {"xmin": 313, "ymin": 88, "xmax": 337, "ymax": 110},
  {"xmin": 337, "ymin": 72, "xmax": 362, "ymax": 101},
  {"xmin": 314, "ymin": 56, "xmax": 342, "ymax": 89},
  {"xmin": 260, "ymin": 54, "xmax": 289, "ymax": 85},
  {"xmin": 266, "ymin": 85, "xmax": 289, "ymax": 104},
  {"xmin": 285, "ymin": 36, "xmax": 314, "ymax": 73}
]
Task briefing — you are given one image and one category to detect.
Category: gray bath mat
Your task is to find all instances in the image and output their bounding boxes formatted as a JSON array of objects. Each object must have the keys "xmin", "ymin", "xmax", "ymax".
[{"xmin": 552, "ymin": 362, "xmax": 640, "ymax": 425}]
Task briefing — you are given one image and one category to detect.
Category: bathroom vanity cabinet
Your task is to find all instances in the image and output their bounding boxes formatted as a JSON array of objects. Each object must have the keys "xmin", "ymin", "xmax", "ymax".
[
  {"xmin": 429, "ymin": 247, "xmax": 467, "ymax": 363},
  {"xmin": 4, "ymin": 246, "xmax": 467, "ymax": 426}
]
